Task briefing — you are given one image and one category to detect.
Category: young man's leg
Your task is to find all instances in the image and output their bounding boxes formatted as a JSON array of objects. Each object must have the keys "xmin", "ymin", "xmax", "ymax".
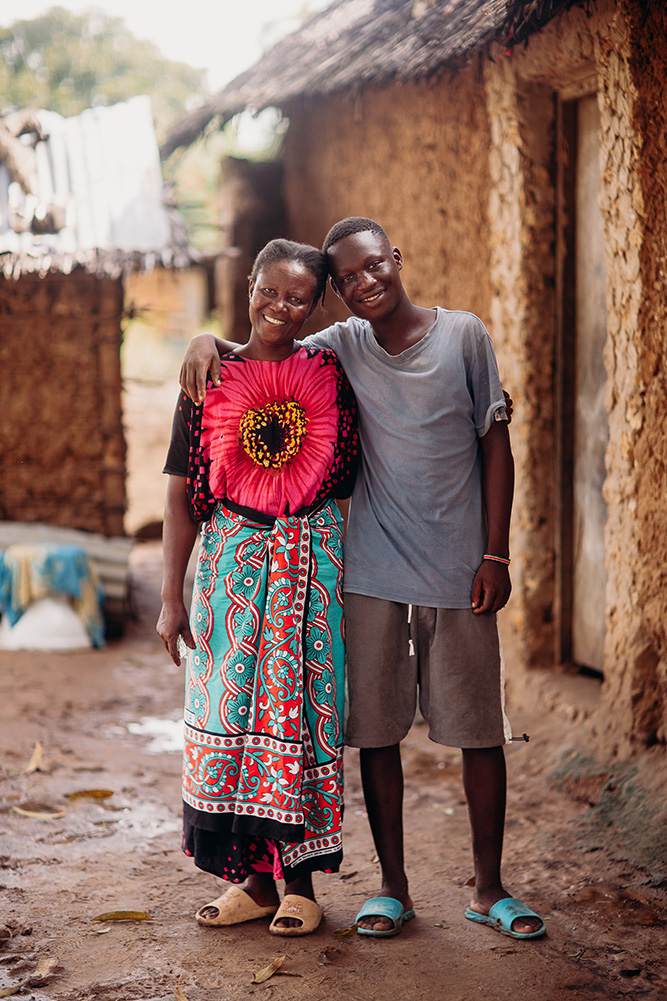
[
  {"xmin": 345, "ymin": 593, "xmax": 415, "ymax": 931},
  {"xmin": 358, "ymin": 744, "xmax": 413, "ymax": 931},
  {"xmin": 418, "ymin": 606, "xmax": 543, "ymax": 936},
  {"xmin": 462, "ymin": 746, "xmax": 543, "ymax": 935}
]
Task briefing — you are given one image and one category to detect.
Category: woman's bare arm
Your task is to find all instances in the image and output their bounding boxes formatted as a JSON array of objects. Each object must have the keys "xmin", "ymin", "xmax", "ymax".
[{"xmin": 156, "ymin": 475, "xmax": 199, "ymax": 664}]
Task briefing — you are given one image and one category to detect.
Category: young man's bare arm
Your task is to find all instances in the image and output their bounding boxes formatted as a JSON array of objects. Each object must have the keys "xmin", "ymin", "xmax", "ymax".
[
  {"xmin": 180, "ymin": 333, "xmax": 236, "ymax": 404},
  {"xmin": 472, "ymin": 421, "xmax": 515, "ymax": 614}
]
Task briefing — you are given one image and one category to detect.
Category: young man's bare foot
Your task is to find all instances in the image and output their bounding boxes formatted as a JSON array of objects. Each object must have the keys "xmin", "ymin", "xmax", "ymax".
[
  {"xmin": 356, "ymin": 880, "xmax": 414, "ymax": 933},
  {"xmin": 469, "ymin": 888, "xmax": 544, "ymax": 936}
]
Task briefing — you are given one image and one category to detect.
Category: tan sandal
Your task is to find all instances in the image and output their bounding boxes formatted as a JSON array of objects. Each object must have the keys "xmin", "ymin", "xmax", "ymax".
[
  {"xmin": 269, "ymin": 894, "xmax": 323, "ymax": 937},
  {"xmin": 195, "ymin": 885, "xmax": 278, "ymax": 927}
]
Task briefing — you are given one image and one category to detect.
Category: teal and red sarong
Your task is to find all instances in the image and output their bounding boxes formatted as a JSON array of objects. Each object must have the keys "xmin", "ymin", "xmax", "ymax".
[{"xmin": 182, "ymin": 500, "xmax": 345, "ymax": 878}]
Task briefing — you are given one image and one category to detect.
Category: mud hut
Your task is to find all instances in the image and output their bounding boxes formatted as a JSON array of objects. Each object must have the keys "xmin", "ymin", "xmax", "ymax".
[
  {"xmin": 162, "ymin": 0, "xmax": 667, "ymax": 764},
  {"xmin": 0, "ymin": 95, "xmax": 194, "ymax": 538}
]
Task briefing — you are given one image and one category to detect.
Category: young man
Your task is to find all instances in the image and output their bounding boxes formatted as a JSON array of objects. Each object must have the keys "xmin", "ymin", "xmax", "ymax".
[{"xmin": 179, "ymin": 217, "xmax": 545, "ymax": 940}]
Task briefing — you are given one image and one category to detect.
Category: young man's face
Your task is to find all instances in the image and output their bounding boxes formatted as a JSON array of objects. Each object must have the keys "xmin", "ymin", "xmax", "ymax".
[{"xmin": 327, "ymin": 230, "xmax": 404, "ymax": 321}]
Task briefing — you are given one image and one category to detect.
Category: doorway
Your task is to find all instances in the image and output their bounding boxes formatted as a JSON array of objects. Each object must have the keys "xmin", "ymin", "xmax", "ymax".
[{"xmin": 556, "ymin": 92, "xmax": 609, "ymax": 674}]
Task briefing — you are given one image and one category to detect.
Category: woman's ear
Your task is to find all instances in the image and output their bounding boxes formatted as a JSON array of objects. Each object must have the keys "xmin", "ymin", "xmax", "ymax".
[{"xmin": 248, "ymin": 278, "xmax": 255, "ymax": 299}]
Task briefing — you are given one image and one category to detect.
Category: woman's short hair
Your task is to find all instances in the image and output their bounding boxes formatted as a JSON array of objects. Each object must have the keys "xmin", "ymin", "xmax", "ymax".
[{"xmin": 250, "ymin": 239, "xmax": 328, "ymax": 303}]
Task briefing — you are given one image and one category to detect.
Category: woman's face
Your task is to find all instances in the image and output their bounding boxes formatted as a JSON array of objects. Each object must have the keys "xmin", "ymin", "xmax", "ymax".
[{"xmin": 247, "ymin": 259, "xmax": 318, "ymax": 359}]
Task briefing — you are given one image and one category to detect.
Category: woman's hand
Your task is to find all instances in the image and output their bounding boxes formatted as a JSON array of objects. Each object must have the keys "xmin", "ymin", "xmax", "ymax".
[{"xmin": 157, "ymin": 599, "xmax": 195, "ymax": 666}]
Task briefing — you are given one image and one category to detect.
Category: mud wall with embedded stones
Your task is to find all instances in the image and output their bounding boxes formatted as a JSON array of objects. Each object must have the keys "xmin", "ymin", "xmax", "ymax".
[
  {"xmin": 281, "ymin": 69, "xmax": 494, "ymax": 334},
  {"xmin": 226, "ymin": 0, "xmax": 667, "ymax": 757},
  {"xmin": 601, "ymin": 0, "xmax": 667, "ymax": 753},
  {"xmin": 486, "ymin": 0, "xmax": 667, "ymax": 756},
  {"xmin": 0, "ymin": 272, "xmax": 126, "ymax": 536}
]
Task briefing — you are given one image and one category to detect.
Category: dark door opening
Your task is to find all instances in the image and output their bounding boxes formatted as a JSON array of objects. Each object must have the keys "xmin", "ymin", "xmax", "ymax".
[{"xmin": 556, "ymin": 93, "xmax": 609, "ymax": 677}]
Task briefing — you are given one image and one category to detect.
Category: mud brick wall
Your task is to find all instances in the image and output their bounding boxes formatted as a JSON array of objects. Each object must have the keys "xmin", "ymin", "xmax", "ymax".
[
  {"xmin": 483, "ymin": 57, "xmax": 557, "ymax": 672},
  {"xmin": 600, "ymin": 0, "xmax": 667, "ymax": 752},
  {"xmin": 281, "ymin": 69, "xmax": 494, "ymax": 331},
  {"xmin": 484, "ymin": 0, "xmax": 667, "ymax": 754},
  {"xmin": 232, "ymin": 0, "xmax": 667, "ymax": 756},
  {"xmin": 0, "ymin": 272, "xmax": 126, "ymax": 536}
]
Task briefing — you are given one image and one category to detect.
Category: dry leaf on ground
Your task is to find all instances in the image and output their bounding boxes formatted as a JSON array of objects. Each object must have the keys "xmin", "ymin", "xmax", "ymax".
[
  {"xmin": 25, "ymin": 741, "xmax": 43, "ymax": 774},
  {"xmin": 251, "ymin": 955, "xmax": 286, "ymax": 983},
  {"xmin": 27, "ymin": 957, "xmax": 58, "ymax": 985},
  {"xmin": 0, "ymin": 956, "xmax": 58, "ymax": 997},
  {"xmin": 318, "ymin": 946, "xmax": 341, "ymax": 965},
  {"xmin": 174, "ymin": 976, "xmax": 189, "ymax": 1000},
  {"xmin": 12, "ymin": 803, "xmax": 66, "ymax": 820},
  {"xmin": 66, "ymin": 789, "xmax": 114, "ymax": 800},
  {"xmin": 92, "ymin": 911, "xmax": 153, "ymax": 922},
  {"xmin": 333, "ymin": 922, "xmax": 359, "ymax": 938}
]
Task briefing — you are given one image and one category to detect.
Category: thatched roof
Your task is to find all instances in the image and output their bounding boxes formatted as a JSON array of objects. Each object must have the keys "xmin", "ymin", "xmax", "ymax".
[
  {"xmin": 162, "ymin": 0, "xmax": 583, "ymax": 158},
  {"xmin": 0, "ymin": 96, "xmax": 197, "ymax": 279}
]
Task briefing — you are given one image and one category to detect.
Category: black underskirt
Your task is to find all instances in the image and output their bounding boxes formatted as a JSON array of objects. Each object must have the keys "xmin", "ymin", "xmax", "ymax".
[{"xmin": 182, "ymin": 802, "xmax": 342, "ymax": 883}]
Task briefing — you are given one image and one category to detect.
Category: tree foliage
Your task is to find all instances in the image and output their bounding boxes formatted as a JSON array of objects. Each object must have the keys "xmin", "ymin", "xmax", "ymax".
[{"xmin": 0, "ymin": 6, "xmax": 208, "ymax": 141}]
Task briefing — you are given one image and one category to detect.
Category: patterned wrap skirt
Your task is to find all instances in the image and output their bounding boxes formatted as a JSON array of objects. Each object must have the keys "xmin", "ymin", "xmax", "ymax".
[{"xmin": 182, "ymin": 500, "xmax": 345, "ymax": 881}]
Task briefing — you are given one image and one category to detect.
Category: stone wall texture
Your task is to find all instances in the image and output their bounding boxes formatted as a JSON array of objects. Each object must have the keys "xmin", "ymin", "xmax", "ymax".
[
  {"xmin": 501, "ymin": 0, "xmax": 667, "ymax": 755},
  {"xmin": 0, "ymin": 272, "xmax": 126, "ymax": 536},
  {"xmin": 281, "ymin": 69, "xmax": 494, "ymax": 330}
]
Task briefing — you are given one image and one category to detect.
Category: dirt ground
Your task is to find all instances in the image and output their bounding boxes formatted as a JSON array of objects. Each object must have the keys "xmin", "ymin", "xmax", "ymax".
[{"xmin": 1, "ymin": 383, "xmax": 666, "ymax": 1001}]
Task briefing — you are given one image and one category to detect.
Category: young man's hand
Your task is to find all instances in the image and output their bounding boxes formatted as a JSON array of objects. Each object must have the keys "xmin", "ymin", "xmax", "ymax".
[
  {"xmin": 502, "ymin": 389, "xmax": 513, "ymax": 423},
  {"xmin": 180, "ymin": 333, "xmax": 222, "ymax": 404},
  {"xmin": 471, "ymin": 559, "xmax": 512, "ymax": 614}
]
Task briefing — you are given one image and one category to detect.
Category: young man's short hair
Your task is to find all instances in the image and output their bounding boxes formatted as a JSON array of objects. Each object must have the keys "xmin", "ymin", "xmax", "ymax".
[{"xmin": 322, "ymin": 217, "xmax": 390, "ymax": 255}]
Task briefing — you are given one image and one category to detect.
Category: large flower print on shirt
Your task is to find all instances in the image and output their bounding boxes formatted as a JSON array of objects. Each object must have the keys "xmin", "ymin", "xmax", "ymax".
[{"xmin": 201, "ymin": 352, "xmax": 339, "ymax": 517}]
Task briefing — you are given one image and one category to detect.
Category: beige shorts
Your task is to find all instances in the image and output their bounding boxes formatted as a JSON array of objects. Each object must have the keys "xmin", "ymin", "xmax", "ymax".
[{"xmin": 344, "ymin": 592, "xmax": 512, "ymax": 749}]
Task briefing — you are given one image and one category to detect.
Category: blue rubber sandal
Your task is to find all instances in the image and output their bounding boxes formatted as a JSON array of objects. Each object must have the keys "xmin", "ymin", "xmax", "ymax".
[
  {"xmin": 465, "ymin": 897, "xmax": 546, "ymax": 939},
  {"xmin": 355, "ymin": 896, "xmax": 415, "ymax": 938}
]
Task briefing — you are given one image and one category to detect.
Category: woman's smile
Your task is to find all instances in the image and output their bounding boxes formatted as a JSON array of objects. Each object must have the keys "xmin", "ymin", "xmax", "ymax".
[{"xmin": 245, "ymin": 259, "xmax": 318, "ymax": 359}]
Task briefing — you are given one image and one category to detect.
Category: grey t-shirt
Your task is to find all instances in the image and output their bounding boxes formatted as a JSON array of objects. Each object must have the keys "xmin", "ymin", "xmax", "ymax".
[{"xmin": 304, "ymin": 307, "xmax": 507, "ymax": 607}]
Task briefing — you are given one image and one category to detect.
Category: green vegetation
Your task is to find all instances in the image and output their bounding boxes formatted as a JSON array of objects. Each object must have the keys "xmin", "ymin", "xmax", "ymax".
[{"xmin": 0, "ymin": 6, "xmax": 207, "ymax": 142}]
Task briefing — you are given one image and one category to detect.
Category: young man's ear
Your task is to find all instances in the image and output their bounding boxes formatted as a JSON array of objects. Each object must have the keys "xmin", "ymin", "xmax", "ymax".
[
  {"xmin": 328, "ymin": 275, "xmax": 342, "ymax": 299},
  {"xmin": 392, "ymin": 247, "xmax": 403, "ymax": 271}
]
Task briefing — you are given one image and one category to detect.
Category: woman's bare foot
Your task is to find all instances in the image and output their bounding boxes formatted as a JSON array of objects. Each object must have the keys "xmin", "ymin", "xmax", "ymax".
[
  {"xmin": 196, "ymin": 873, "xmax": 279, "ymax": 921},
  {"xmin": 272, "ymin": 873, "xmax": 317, "ymax": 930}
]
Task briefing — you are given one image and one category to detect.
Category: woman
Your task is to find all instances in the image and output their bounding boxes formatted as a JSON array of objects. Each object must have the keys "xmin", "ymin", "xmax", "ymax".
[{"xmin": 157, "ymin": 239, "xmax": 358, "ymax": 937}]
